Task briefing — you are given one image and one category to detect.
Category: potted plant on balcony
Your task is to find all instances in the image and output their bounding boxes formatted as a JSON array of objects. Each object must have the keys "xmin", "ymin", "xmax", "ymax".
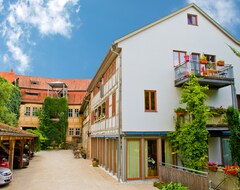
[
  {"xmin": 208, "ymin": 161, "xmax": 218, "ymax": 172},
  {"xmin": 174, "ymin": 107, "xmax": 186, "ymax": 116},
  {"xmin": 184, "ymin": 55, "xmax": 190, "ymax": 62},
  {"xmin": 217, "ymin": 60, "xmax": 225, "ymax": 66},
  {"xmin": 200, "ymin": 54, "xmax": 208, "ymax": 64}
]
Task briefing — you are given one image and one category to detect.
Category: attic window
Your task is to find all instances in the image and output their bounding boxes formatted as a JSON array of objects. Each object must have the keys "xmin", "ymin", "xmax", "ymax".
[
  {"xmin": 26, "ymin": 92, "xmax": 39, "ymax": 96},
  {"xmin": 30, "ymin": 80, "xmax": 39, "ymax": 85},
  {"xmin": 187, "ymin": 14, "xmax": 198, "ymax": 26}
]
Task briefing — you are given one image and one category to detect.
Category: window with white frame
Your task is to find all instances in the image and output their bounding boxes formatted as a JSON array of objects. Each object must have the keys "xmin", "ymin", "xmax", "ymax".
[
  {"xmin": 68, "ymin": 109, "xmax": 73, "ymax": 117},
  {"xmin": 25, "ymin": 107, "xmax": 31, "ymax": 116},
  {"xmin": 32, "ymin": 107, "xmax": 37, "ymax": 116},
  {"xmin": 74, "ymin": 109, "xmax": 79, "ymax": 118},
  {"xmin": 69, "ymin": 128, "xmax": 74, "ymax": 136},
  {"xmin": 75, "ymin": 128, "xmax": 81, "ymax": 136}
]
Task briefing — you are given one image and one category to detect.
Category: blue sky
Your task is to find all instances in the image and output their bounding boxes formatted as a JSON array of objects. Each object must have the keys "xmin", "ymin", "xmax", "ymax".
[{"xmin": 0, "ymin": 0, "xmax": 240, "ymax": 79}]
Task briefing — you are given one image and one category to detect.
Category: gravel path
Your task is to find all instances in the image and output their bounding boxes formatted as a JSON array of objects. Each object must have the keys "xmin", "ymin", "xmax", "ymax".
[{"xmin": 3, "ymin": 150, "xmax": 157, "ymax": 190}]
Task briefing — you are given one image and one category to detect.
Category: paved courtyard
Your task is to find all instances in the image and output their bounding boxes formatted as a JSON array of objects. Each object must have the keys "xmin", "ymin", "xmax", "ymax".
[{"xmin": 3, "ymin": 150, "xmax": 157, "ymax": 190}]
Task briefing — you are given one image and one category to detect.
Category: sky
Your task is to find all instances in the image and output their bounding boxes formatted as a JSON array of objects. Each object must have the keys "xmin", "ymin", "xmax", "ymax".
[{"xmin": 0, "ymin": 0, "xmax": 240, "ymax": 79}]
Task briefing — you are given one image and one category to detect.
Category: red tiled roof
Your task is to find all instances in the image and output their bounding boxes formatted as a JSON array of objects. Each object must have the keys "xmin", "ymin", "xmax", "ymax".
[{"xmin": 0, "ymin": 71, "xmax": 91, "ymax": 105}]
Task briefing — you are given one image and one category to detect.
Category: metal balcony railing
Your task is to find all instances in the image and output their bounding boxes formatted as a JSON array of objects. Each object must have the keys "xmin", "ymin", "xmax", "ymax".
[{"xmin": 174, "ymin": 61, "xmax": 234, "ymax": 88}]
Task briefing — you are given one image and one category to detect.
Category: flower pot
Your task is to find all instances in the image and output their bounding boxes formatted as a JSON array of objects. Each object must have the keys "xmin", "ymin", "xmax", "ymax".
[
  {"xmin": 176, "ymin": 112, "xmax": 186, "ymax": 116},
  {"xmin": 148, "ymin": 169, "xmax": 157, "ymax": 176},
  {"xmin": 184, "ymin": 55, "xmax": 190, "ymax": 62},
  {"xmin": 92, "ymin": 160, "xmax": 99, "ymax": 167},
  {"xmin": 200, "ymin": 60, "xmax": 208, "ymax": 64},
  {"xmin": 208, "ymin": 165, "xmax": 218, "ymax": 172},
  {"xmin": 217, "ymin": 61, "xmax": 224, "ymax": 66}
]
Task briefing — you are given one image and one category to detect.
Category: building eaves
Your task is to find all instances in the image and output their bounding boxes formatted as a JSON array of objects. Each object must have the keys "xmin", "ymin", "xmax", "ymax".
[{"xmin": 113, "ymin": 3, "xmax": 240, "ymax": 46}]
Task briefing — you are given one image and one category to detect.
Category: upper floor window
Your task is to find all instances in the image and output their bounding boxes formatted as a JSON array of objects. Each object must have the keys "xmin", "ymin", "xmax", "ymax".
[
  {"xmin": 32, "ymin": 107, "xmax": 38, "ymax": 117},
  {"xmin": 68, "ymin": 109, "xmax": 73, "ymax": 118},
  {"xmin": 25, "ymin": 107, "xmax": 31, "ymax": 116},
  {"xmin": 144, "ymin": 90, "xmax": 157, "ymax": 112},
  {"xmin": 173, "ymin": 50, "xmax": 186, "ymax": 66},
  {"xmin": 112, "ymin": 92, "xmax": 116, "ymax": 116},
  {"xmin": 30, "ymin": 80, "xmax": 39, "ymax": 85},
  {"xmin": 26, "ymin": 92, "xmax": 39, "ymax": 96},
  {"xmin": 187, "ymin": 14, "xmax": 198, "ymax": 26},
  {"xmin": 74, "ymin": 109, "xmax": 79, "ymax": 118}
]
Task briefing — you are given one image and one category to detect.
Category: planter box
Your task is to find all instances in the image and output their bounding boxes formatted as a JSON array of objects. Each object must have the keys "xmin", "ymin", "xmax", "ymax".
[
  {"xmin": 217, "ymin": 61, "xmax": 225, "ymax": 66},
  {"xmin": 200, "ymin": 60, "xmax": 208, "ymax": 64},
  {"xmin": 208, "ymin": 165, "xmax": 218, "ymax": 172}
]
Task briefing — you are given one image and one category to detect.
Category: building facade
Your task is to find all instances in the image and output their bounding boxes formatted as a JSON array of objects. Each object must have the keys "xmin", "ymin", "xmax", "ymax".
[
  {"xmin": 82, "ymin": 3, "xmax": 240, "ymax": 181},
  {"xmin": 0, "ymin": 69, "xmax": 91, "ymax": 144}
]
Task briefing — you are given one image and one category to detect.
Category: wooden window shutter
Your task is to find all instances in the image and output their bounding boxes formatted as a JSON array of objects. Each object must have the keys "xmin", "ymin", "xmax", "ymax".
[
  {"xmin": 106, "ymin": 97, "xmax": 109, "ymax": 118},
  {"xmin": 112, "ymin": 92, "xmax": 116, "ymax": 116}
]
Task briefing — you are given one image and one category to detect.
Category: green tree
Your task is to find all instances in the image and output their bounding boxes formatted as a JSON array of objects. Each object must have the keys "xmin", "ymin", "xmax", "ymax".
[
  {"xmin": 26, "ymin": 128, "xmax": 48, "ymax": 151},
  {"xmin": 38, "ymin": 97, "xmax": 68, "ymax": 149},
  {"xmin": 0, "ymin": 76, "xmax": 21, "ymax": 126},
  {"xmin": 168, "ymin": 74, "xmax": 209, "ymax": 170},
  {"xmin": 226, "ymin": 106, "xmax": 240, "ymax": 165}
]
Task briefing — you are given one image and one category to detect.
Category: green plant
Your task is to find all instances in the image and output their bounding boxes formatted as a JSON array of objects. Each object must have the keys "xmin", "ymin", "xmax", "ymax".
[
  {"xmin": 168, "ymin": 74, "xmax": 209, "ymax": 170},
  {"xmin": 200, "ymin": 53, "xmax": 207, "ymax": 60},
  {"xmin": 174, "ymin": 107, "xmax": 186, "ymax": 113},
  {"xmin": 226, "ymin": 107, "xmax": 240, "ymax": 169},
  {"xmin": 153, "ymin": 181, "xmax": 165, "ymax": 189},
  {"xmin": 209, "ymin": 106, "xmax": 227, "ymax": 115},
  {"xmin": 207, "ymin": 60, "xmax": 215, "ymax": 69},
  {"xmin": 162, "ymin": 182, "xmax": 188, "ymax": 190}
]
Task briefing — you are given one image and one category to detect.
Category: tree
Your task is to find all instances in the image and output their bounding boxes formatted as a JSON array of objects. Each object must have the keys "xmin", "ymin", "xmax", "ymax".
[
  {"xmin": 168, "ymin": 74, "xmax": 209, "ymax": 170},
  {"xmin": 38, "ymin": 97, "xmax": 68, "ymax": 149},
  {"xmin": 0, "ymin": 76, "xmax": 21, "ymax": 126},
  {"xmin": 226, "ymin": 106, "xmax": 240, "ymax": 165}
]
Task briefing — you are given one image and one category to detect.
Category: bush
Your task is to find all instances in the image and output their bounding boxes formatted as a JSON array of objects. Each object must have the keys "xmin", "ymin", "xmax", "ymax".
[
  {"xmin": 153, "ymin": 181, "xmax": 165, "ymax": 189},
  {"xmin": 162, "ymin": 182, "xmax": 188, "ymax": 190}
]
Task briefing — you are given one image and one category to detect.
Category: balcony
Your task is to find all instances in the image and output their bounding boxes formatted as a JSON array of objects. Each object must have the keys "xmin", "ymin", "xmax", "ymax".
[{"xmin": 174, "ymin": 61, "xmax": 234, "ymax": 88}]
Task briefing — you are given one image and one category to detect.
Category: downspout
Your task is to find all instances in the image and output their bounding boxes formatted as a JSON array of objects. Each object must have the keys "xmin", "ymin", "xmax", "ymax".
[{"xmin": 110, "ymin": 44, "xmax": 122, "ymax": 183}]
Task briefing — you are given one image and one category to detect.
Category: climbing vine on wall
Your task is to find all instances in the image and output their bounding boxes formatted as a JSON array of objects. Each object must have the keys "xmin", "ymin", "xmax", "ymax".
[
  {"xmin": 168, "ymin": 74, "xmax": 209, "ymax": 170},
  {"xmin": 38, "ymin": 97, "xmax": 68, "ymax": 149}
]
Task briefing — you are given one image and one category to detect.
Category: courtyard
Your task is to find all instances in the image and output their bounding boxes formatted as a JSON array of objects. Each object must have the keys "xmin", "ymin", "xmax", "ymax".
[{"xmin": 2, "ymin": 150, "xmax": 157, "ymax": 190}]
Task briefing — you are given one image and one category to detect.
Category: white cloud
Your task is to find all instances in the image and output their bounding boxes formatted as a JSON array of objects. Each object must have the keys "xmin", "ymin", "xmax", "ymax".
[
  {"xmin": 3, "ymin": 54, "xmax": 9, "ymax": 64},
  {"xmin": 0, "ymin": 0, "xmax": 3, "ymax": 12},
  {"xmin": 1, "ymin": 0, "xmax": 80, "ymax": 74},
  {"xmin": 187, "ymin": 0, "xmax": 240, "ymax": 29}
]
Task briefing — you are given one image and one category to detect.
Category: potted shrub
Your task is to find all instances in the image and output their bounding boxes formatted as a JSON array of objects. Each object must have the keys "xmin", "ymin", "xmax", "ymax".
[
  {"xmin": 200, "ymin": 54, "xmax": 208, "ymax": 64},
  {"xmin": 208, "ymin": 161, "xmax": 218, "ymax": 172},
  {"xmin": 174, "ymin": 107, "xmax": 186, "ymax": 116},
  {"xmin": 209, "ymin": 106, "xmax": 227, "ymax": 116},
  {"xmin": 92, "ymin": 158, "xmax": 99, "ymax": 167},
  {"xmin": 217, "ymin": 60, "xmax": 225, "ymax": 66}
]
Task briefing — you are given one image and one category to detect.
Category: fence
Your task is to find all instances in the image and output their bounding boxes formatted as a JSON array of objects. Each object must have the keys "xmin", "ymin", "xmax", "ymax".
[{"xmin": 159, "ymin": 163, "xmax": 209, "ymax": 190}]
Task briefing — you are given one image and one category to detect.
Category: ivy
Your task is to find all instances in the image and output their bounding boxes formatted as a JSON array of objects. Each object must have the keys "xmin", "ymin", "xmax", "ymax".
[
  {"xmin": 226, "ymin": 107, "xmax": 240, "ymax": 165},
  {"xmin": 38, "ymin": 97, "xmax": 68, "ymax": 149},
  {"xmin": 168, "ymin": 74, "xmax": 209, "ymax": 170}
]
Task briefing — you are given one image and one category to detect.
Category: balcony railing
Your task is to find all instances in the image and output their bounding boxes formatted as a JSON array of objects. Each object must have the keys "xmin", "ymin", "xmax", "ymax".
[{"xmin": 174, "ymin": 61, "xmax": 234, "ymax": 88}]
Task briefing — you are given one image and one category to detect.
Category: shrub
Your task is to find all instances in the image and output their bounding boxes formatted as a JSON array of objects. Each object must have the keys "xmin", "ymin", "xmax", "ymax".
[{"xmin": 162, "ymin": 182, "xmax": 188, "ymax": 190}]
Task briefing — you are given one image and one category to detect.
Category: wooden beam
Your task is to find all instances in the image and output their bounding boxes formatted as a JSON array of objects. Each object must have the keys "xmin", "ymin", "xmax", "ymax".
[
  {"xmin": 9, "ymin": 140, "xmax": 15, "ymax": 170},
  {"xmin": 0, "ymin": 140, "xmax": 9, "ymax": 154}
]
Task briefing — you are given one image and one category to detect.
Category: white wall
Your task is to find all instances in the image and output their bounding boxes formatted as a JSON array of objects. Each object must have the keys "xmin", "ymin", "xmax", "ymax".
[
  {"xmin": 119, "ymin": 7, "xmax": 240, "ymax": 132},
  {"xmin": 208, "ymin": 137, "xmax": 222, "ymax": 165}
]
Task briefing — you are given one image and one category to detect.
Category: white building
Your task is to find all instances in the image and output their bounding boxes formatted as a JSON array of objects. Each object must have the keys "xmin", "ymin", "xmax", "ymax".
[{"xmin": 82, "ymin": 3, "xmax": 240, "ymax": 181}]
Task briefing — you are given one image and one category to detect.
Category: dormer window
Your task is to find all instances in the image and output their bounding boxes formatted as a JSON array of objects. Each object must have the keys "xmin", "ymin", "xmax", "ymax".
[
  {"xmin": 187, "ymin": 14, "xmax": 198, "ymax": 26},
  {"xmin": 30, "ymin": 80, "xmax": 39, "ymax": 85}
]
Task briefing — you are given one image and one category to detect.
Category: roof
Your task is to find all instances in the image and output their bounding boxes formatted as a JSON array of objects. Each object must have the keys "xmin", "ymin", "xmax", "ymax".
[
  {"xmin": 113, "ymin": 3, "xmax": 240, "ymax": 46},
  {"xmin": 0, "ymin": 122, "xmax": 37, "ymax": 139}
]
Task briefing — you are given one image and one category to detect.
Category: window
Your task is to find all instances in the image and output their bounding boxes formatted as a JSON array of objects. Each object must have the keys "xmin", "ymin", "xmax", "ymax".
[
  {"xmin": 112, "ymin": 92, "xmax": 116, "ymax": 116},
  {"xmin": 144, "ymin": 90, "xmax": 157, "ymax": 112},
  {"xmin": 75, "ymin": 128, "xmax": 81, "ymax": 136},
  {"xmin": 74, "ymin": 109, "xmax": 79, "ymax": 118},
  {"xmin": 25, "ymin": 107, "xmax": 30, "ymax": 116},
  {"xmin": 32, "ymin": 107, "xmax": 37, "ymax": 116},
  {"xmin": 69, "ymin": 128, "xmax": 74, "ymax": 136},
  {"xmin": 26, "ymin": 92, "xmax": 39, "ymax": 96},
  {"xmin": 173, "ymin": 51, "xmax": 186, "ymax": 66},
  {"xmin": 187, "ymin": 14, "xmax": 198, "ymax": 26},
  {"xmin": 68, "ymin": 109, "xmax": 73, "ymax": 117},
  {"xmin": 30, "ymin": 80, "xmax": 39, "ymax": 85}
]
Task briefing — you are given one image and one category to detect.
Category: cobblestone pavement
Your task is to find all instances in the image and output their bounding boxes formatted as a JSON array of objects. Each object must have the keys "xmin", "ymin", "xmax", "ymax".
[{"xmin": 2, "ymin": 150, "xmax": 157, "ymax": 190}]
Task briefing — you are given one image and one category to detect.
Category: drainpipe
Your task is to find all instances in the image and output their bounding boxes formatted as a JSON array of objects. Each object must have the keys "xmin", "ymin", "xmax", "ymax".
[{"xmin": 110, "ymin": 44, "xmax": 122, "ymax": 183}]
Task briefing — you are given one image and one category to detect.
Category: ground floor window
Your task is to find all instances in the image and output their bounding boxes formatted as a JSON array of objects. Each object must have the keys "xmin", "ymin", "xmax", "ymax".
[
  {"xmin": 222, "ymin": 138, "xmax": 232, "ymax": 165},
  {"xmin": 145, "ymin": 139, "xmax": 157, "ymax": 178},
  {"xmin": 127, "ymin": 140, "xmax": 140, "ymax": 179}
]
